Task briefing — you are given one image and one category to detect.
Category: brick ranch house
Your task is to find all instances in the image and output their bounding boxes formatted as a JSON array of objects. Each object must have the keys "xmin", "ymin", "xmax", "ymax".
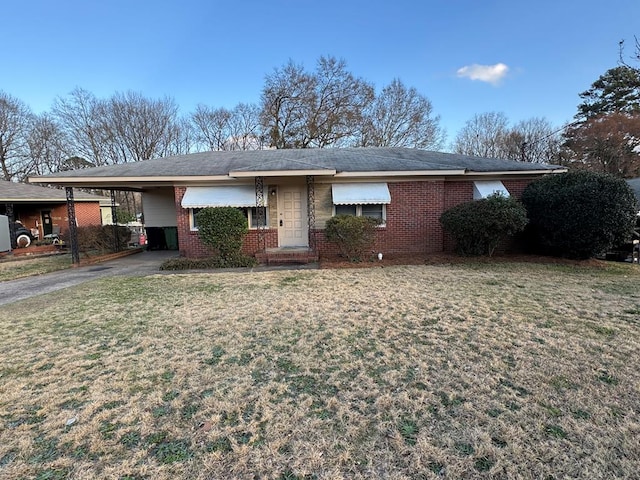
[
  {"xmin": 30, "ymin": 147, "xmax": 566, "ymax": 262},
  {"xmin": 1, "ymin": 179, "xmax": 110, "ymax": 243}
]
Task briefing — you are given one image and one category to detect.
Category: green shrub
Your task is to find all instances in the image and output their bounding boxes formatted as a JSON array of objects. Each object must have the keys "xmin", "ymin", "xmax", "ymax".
[
  {"xmin": 159, "ymin": 256, "xmax": 257, "ymax": 271},
  {"xmin": 325, "ymin": 214, "xmax": 379, "ymax": 262},
  {"xmin": 440, "ymin": 194, "xmax": 528, "ymax": 256},
  {"xmin": 195, "ymin": 207, "xmax": 254, "ymax": 267},
  {"xmin": 521, "ymin": 171, "xmax": 638, "ymax": 259}
]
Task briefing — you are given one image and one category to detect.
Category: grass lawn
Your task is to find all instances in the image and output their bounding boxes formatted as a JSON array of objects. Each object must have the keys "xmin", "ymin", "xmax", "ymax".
[
  {"xmin": 0, "ymin": 254, "xmax": 72, "ymax": 282},
  {"xmin": 0, "ymin": 261, "xmax": 639, "ymax": 479}
]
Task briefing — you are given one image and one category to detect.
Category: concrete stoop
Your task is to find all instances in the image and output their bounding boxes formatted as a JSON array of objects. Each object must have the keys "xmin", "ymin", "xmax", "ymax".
[{"xmin": 255, "ymin": 248, "xmax": 319, "ymax": 265}]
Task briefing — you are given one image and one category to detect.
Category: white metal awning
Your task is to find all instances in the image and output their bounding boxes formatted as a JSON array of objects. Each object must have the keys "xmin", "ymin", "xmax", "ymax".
[
  {"xmin": 181, "ymin": 186, "xmax": 265, "ymax": 208},
  {"xmin": 331, "ymin": 183, "xmax": 391, "ymax": 205},
  {"xmin": 473, "ymin": 180, "xmax": 510, "ymax": 200}
]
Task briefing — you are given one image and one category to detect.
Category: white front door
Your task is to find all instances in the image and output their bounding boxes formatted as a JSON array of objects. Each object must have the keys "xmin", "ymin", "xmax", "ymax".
[{"xmin": 278, "ymin": 185, "xmax": 308, "ymax": 247}]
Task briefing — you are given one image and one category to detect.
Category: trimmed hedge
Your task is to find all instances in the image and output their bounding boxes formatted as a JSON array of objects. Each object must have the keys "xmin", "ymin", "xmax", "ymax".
[
  {"xmin": 325, "ymin": 214, "xmax": 379, "ymax": 262},
  {"xmin": 521, "ymin": 171, "xmax": 638, "ymax": 259},
  {"xmin": 195, "ymin": 207, "xmax": 255, "ymax": 267},
  {"xmin": 440, "ymin": 194, "xmax": 528, "ymax": 256},
  {"xmin": 159, "ymin": 255, "xmax": 257, "ymax": 271}
]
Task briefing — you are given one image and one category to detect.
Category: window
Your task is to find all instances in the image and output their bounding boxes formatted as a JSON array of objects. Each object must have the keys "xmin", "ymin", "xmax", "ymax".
[
  {"xmin": 361, "ymin": 204, "xmax": 384, "ymax": 221},
  {"xmin": 190, "ymin": 207, "xmax": 268, "ymax": 231},
  {"xmin": 333, "ymin": 204, "xmax": 386, "ymax": 225},
  {"xmin": 335, "ymin": 204, "xmax": 357, "ymax": 216},
  {"xmin": 190, "ymin": 208, "xmax": 203, "ymax": 230},
  {"xmin": 248, "ymin": 207, "xmax": 268, "ymax": 228}
]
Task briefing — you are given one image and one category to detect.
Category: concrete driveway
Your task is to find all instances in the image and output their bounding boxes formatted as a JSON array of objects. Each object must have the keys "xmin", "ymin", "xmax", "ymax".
[{"xmin": 0, "ymin": 250, "xmax": 178, "ymax": 307}]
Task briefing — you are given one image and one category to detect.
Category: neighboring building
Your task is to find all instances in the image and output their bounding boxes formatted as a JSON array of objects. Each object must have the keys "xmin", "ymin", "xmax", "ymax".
[
  {"xmin": 0, "ymin": 180, "xmax": 110, "ymax": 240},
  {"xmin": 30, "ymin": 147, "xmax": 565, "ymax": 260},
  {"xmin": 627, "ymin": 178, "xmax": 640, "ymax": 208}
]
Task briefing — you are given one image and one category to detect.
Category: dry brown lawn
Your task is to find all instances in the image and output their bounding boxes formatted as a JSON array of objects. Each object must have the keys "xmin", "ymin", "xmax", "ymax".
[
  {"xmin": 0, "ymin": 261, "xmax": 639, "ymax": 479},
  {"xmin": 0, "ymin": 254, "xmax": 71, "ymax": 282}
]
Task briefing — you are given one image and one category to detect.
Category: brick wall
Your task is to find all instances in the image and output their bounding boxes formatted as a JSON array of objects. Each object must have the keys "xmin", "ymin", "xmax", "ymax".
[
  {"xmin": 174, "ymin": 187, "xmax": 279, "ymax": 258},
  {"xmin": 15, "ymin": 201, "xmax": 103, "ymax": 238},
  {"xmin": 502, "ymin": 178, "xmax": 533, "ymax": 198},
  {"xmin": 312, "ymin": 180, "xmax": 447, "ymax": 257},
  {"xmin": 174, "ymin": 179, "xmax": 536, "ymax": 259},
  {"xmin": 442, "ymin": 178, "xmax": 533, "ymax": 252},
  {"xmin": 380, "ymin": 180, "xmax": 446, "ymax": 254}
]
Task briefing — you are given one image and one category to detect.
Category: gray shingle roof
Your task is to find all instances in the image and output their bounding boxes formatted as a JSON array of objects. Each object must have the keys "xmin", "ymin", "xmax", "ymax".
[
  {"xmin": 30, "ymin": 148, "xmax": 563, "ymax": 181},
  {"xmin": 0, "ymin": 180, "xmax": 109, "ymax": 203}
]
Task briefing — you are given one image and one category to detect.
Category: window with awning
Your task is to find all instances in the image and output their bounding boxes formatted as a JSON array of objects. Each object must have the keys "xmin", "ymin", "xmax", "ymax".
[
  {"xmin": 331, "ymin": 183, "xmax": 391, "ymax": 205},
  {"xmin": 473, "ymin": 181, "xmax": 510, "ymax": 200},
  {"xmin": 181, "ymin": 186, "xmax": 266, "ymax": 208},
  {"xmin": 331, "ymin": 183, "xmax": 390, "ymax": 224}
]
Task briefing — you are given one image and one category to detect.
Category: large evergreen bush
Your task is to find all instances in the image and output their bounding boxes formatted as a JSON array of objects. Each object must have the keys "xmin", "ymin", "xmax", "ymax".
[
  {"xmin": 520, "ymin": 171, "xmax": 638, "ymax": 259},
  {"xmin": 440, "ymin": 194, "xmax": 528, "ymax": 256}
]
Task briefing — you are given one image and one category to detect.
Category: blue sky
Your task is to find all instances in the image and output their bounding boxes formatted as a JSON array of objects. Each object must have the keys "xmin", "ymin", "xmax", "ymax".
[{"xmin": 4, "ymin": 0, "xmax": 639, "ymax": 145}]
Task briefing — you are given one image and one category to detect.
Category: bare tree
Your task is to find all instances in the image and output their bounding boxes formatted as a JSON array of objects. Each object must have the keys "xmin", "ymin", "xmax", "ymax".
[
  {"xmin": 260, "ymin": 60, "xmax": 315, "ymax": 149},
  {"xmin": 0, "ymin": 91, "xmax": 33, "ymax": 181},
  {"xmin": 452, "ymin": 112, "xmax": 509, "ymax": 158},
  {"xmin": 226, "ymin": 103, "xmax": 263, "ymax": 150},
  {"xmin": 357, "ymin": 78, "xmax": 445, "ymax": 149},
  {"xmin": 27, "ymin": 113, "xmax": 69, "ymax": 176},
  {"xmin": 453, "ymin": 113, "xmax": 562, "ymax": 163},
  {"xmin": 164, "ymin": 116, "xmax": 197, "ymax": 156},
  {"xmin": 501, "ymin": 117, "xmax": 563, "ymax": 163},
  {"xmin": 618, "ymin": 36, "xmax": 640, "ymax": 68},
  {"xmin": 54, "ymin": 89, "xmax": 181, "ymax": 166},
  {"xmin": 260, "ymin": 56, "xmax": 374, "ymax": 148},
  {"xmin": 192, "ymin": 103, "xmax": 264, "ymax": 151},
  {"xmin": 191, "ymin": 105, "xmax": 233, "ymax": 151},
  {"xmin": 102, "ymin": 91, "xmax": 180, "ymax": 163},
  {"xmin": 304, "ymin": 56, "xmax": 374, "ymax": 148},
  {"xmin": 52, "ymin": 88, "xmax": 111, "ymax": 166}
]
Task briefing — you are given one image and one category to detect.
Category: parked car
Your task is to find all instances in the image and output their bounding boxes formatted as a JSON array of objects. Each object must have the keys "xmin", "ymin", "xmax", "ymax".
[{"xmin": 13, "ymin": 222, "xmax": 34, "ymax": 248}]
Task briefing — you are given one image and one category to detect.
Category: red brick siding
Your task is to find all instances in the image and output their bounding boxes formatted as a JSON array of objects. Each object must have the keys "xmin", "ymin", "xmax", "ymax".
[
  {"xmin": 380, "ymin": 181, "xmax": 446, "ymax": 254},
  {"xmin": 442, "ymin": 179, "xmax": 533, "ymax": 252},
  {"xmin": 174, "ymin": 187, "xmax": 279, "ymax": 258},
  {"xmin": 314, "ymin": 181, "xmax": 446, "ymax": 257},
  {"xmin": 502, "ymin": 179, "xmax": 532, "ymax": 199},
  {"xmin": 15, "ymin": 202, "xmax": 102, "ymax": 239},
  {"xmin": 174, "ymin": 179, "xmax": 536, "ymax": 259}
]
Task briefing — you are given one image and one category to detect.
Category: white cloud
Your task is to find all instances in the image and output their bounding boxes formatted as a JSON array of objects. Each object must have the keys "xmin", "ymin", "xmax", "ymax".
[{"xmin": 456, "ymin": 63, "xmax": 509, "ymax": 85}]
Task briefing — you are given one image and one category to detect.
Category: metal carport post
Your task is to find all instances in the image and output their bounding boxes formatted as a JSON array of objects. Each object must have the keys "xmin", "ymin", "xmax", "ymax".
[{"xmin": 65, "ymin": 187, "xmax": 80, "ymax": 264}]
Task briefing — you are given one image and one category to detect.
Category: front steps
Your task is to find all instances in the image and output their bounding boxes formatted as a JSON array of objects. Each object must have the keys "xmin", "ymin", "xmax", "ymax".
[{"xmin": 255, "ymin": 247, "xmax": 319, "ymax": 265}]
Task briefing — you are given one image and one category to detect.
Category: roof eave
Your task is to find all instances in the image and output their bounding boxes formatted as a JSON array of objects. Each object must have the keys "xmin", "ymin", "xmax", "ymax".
[
  {"xmin": 229, "ymin": 169, "xmax": 337, "ymax": 177},
  {"xmin": 0, "ymin": 198, "xmax": 99, "ymax": 203},
  {"xmin": 467, "ymin": 168, "xmax": 568, "ymax": 175},
  {"xmin": 335, "ymin": 170, "xmax": 466, "ymax": 177},
  {"xmin": 29, "ymin": 175, "xmax": 231, "ymax": 186}
]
